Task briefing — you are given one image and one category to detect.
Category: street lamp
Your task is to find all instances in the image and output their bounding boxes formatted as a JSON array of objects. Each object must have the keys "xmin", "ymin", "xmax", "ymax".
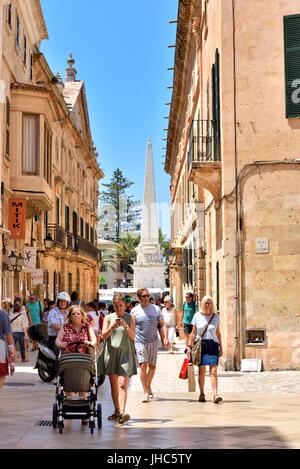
[
  {"xmin": 3, "ymin": 250, "xmax": 25, "ymax": 272},
  {"xmin": 44, "ymin": 233, "xmax": 53, "ymax": 249},
  {"xmin": 165, "ymin": 248, "xmax": 175, "ymax": 266}
]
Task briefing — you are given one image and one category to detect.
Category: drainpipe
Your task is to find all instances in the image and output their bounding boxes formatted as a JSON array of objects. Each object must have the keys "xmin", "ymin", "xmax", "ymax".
[{"xmin": 232, "ymin": 0, "xmax": 241, "ymax": 371}]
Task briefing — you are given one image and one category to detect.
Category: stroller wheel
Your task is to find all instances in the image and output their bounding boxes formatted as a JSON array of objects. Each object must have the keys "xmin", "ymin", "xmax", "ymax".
[
  {"xmin": 58, "ymin": 420, "xmax": 64, "ymax": 434},
  {"xmin": 97, "ymin": 403, "xmax": 102, "ymax": 428},
  {"xmin": 52, "ymin": 404, "xmax": 58, "ymax": 429}
]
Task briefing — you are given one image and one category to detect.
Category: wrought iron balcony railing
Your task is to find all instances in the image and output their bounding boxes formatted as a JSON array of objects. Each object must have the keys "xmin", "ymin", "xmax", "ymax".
[
  {"xmin": 46, "ymin": 224, "xmax": 65, "ymax": 246},
  {"xmin": 188, "ymin": 120, "xmax": 220, "ymax": 171},
  {"xmin": 75, "ymin": 235, "xmax": 99, "ymax": 260},
  {"xmin": 45, "ymin": 225, "xmax": 100, "ymax": 261}
]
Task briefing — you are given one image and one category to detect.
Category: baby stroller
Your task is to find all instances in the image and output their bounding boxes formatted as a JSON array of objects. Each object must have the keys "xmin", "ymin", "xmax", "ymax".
[{"xmin": 52, "ymin": 341, "xmax": 102, "ymax": 434}]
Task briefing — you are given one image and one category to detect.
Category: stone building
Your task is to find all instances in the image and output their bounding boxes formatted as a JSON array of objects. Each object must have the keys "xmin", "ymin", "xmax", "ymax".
[
  {"xmin": 0, "ymin": 0, "xmax": 103, "ymax": 302},
  {"xmin": 165, "ymin": 0, "xmax": 300, "ymax": 370}
]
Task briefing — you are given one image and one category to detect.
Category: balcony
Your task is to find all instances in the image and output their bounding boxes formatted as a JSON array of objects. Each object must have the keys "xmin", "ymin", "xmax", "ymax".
[
  {"xmin": 188, "ymin": 120, "xmax": 221, "ymax": 208},
  {"xmin": 46, "ymin": 224, "xmax": 66, "ymax": 247},
  {"xmin": 76, "ymin": 236, "xmax": 100, "ymax": 260},
  {"xmin": 10, "ymin": 175, "xmax": 53, "ymax": 216},
  {"xmin": 45, "ymin": 225, "xmax": 100, "ymax": 261},
  {"xmin": 66, "ymin": 231, "xmax": 74, "ymax": 250}
]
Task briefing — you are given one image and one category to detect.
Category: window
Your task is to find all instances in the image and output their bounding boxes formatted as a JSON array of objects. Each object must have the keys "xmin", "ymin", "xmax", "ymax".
[
  {"xmin": 85, "ymin": 222, "xmax": 89, "ymax": 240},
  {"xmin": 100, "ymin": 266, "xmax": 107, "ymax": 272},
  {"xmin": 212, "ymin": 49, "xmax": 220, "ymax": 160},
  {"xmin": 56, "ymin": 197, "xmax": 60, "ymax": 226},
  {"xmin": 23, "ymin": 35, "xmax": 27, "ymax": 64},
  {"xmin": 22, "ymin": 115, "xmax": 39, "ymax": 174},
  {"xmin": 73, "ymin": 211, "xmax": 78, "ymax": 237},
  {"xmin": 284, "ymin": 15, "xmax": 300, "ymax": 117},
  {"xmin": 80, "ymin": 218, "xmax": 84, "ymax": 237},
  {"xmin": 16, "ymin": 15, "xmax": 20, "ymax": 48},
  {"xmin": 5, "ymin": 97, "xmax": 10, "ymax": 156},
  {"xmin": 7, "ymin": 3, "xmax": 12, "ymax": 28},
  {"xmin": 45, "ymin": 211, "xmax": 48, "ymax": 237},
  {"xmin": 30, "ymin": 54, "xmax": 33, "ymax": 81},
  {"xmin": 65, "ymin": 205, "xmax": 70, "ymax": 232},
  {"xmin": 90, "ymin": 226, "xmax": 94, "ymax": 244},
  {"xmin": 55, "ymin": 138, "xmax": 59, "ymax": 164},
  {"xmin": 44, "ymin": 121, "xmax": 52, "ymax": 185}
]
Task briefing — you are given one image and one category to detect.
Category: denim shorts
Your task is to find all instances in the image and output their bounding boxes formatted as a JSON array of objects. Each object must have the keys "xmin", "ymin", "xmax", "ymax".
[{"xmin": 201, "ymin": 339, "xmax": 219, "ymax": 366}]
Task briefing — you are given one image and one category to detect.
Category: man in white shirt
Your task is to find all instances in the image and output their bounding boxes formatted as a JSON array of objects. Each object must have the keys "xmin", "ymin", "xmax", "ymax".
[{"xmin": 131, "ymin": 288, "xmax": 169, "ymax": 403}]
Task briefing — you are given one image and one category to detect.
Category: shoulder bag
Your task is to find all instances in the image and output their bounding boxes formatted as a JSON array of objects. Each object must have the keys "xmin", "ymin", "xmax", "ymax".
[{"xmin": 191, "ymin": 313, "xmax": 215, "ymax": 366}]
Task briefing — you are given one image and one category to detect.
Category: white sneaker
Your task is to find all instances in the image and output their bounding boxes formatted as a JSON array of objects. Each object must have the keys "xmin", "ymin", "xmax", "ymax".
[
  {"xmin": 147, "ymin": 387, "xmax": 154, "ymax": 398},
  {"xmin": 142, "ymin": 393, "xmax": 150, "ymax": 403}
]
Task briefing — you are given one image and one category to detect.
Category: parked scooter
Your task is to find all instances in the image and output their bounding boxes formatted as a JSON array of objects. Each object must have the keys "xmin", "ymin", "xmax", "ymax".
[{"xmin": 27, "ymin": 324, "xmax": 58, "ymax": 382}]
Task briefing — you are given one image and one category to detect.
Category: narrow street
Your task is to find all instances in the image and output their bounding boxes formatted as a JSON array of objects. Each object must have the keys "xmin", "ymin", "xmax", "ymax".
[{"xmin": 1, "ymin": 340, "xmax": 300, "ymax": 449}]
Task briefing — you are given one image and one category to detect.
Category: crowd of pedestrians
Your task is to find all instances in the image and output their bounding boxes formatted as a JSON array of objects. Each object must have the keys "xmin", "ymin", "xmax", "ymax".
[{"xmin": 0, "ymin": 287, "xmax": 223, "ymax": 423}]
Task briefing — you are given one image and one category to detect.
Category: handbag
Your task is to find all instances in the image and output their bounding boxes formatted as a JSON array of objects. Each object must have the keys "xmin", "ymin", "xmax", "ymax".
[
  {"xmin": 179, "ymin": 357, "xmax": 189, "ymax": 379},
  {"xmin": 191, "ymin": 313, "xmax": 215, "ymax": 366}
]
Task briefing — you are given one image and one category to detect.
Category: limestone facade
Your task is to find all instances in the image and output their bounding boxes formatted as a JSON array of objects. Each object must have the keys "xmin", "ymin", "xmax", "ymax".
[
  {"xmin": 0, "ymin": 1, "xmax": 103, "ymax": 303},
  {"xmin": 165, "ymin": 0, "xmax": 300, "ymax": 370}
]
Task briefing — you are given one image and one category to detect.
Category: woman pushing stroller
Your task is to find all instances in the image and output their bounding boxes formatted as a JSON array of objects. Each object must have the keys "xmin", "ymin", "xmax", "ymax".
[{"xmin": 55, "ymin": 305, "xmax": 97, "ymax": 399}]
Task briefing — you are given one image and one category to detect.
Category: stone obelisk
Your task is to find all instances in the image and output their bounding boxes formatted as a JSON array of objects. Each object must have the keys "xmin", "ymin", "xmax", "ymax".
[{"xmin": 134, "ymin": 140, "xmax": 165, "ymax": 289}]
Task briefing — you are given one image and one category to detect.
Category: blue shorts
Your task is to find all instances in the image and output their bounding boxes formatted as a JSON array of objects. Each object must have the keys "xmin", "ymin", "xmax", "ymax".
[{"xmin": 200, "ymin": 339, "xmax": 219, "ymax": 366}]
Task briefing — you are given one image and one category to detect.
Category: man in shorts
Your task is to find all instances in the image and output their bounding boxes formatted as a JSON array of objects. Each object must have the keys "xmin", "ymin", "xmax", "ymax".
[
  {"xmin": 181, "ymin": 292, "xmax": 196, "ymax": 348},
  {"xmin": 131, "ymin": 288, "xmax": 169, "ymax": 402}
]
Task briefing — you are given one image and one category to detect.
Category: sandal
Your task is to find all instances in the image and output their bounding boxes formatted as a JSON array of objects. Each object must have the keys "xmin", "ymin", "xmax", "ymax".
[
  {"xmin": 118, "ymin": 413, "xmax": 130, "ymax": 424},
  {"xmin": 108, "ymin": 410, "xmax": 120, "ymax": 421},
  {"xmin": 198, "ymin": 394, "xmax": 206, "ymax": 402},
  {"xmin": 213, "ymin": 395, "xmax": 223, "ymax": 404}
]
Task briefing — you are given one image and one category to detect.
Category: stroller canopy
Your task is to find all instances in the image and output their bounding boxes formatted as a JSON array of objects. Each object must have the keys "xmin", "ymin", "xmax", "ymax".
[{"xmin": 58, "ymin": 353, "xmax": 96, "ymax": 393}]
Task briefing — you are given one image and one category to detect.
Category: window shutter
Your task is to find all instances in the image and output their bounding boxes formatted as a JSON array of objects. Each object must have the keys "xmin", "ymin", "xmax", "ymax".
[
  {"xmin": 212, "ymin": 49, "xmax": 220, "ymax": 160},
  {"xmin": 6, "ymin": 97, "xmax": 10, "ymax": 156},
  {"xmin": 284, "ymin": 15, "xmax": 300, "ymax": 118}
]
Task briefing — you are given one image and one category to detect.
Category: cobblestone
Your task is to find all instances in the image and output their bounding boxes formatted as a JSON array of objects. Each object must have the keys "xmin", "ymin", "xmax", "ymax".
[{"xmin": 0, "ymin": 340, "xmax": 300, "ymax": 449}]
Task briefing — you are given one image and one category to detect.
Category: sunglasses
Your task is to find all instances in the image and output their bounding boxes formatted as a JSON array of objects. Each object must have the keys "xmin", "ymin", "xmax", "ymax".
[
  {"xmin": 71, "ymin": 313, "xmax": 82, "ymax": 316},
  {"xmin": 141, "ymin": 294, "xmax": 150, "ymax": 298}
]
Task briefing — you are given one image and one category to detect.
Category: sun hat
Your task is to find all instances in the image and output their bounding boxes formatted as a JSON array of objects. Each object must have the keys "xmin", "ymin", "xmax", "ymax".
[{"xmin": 2, "ymin": 298, "xmax": 12, "ymax": 303}]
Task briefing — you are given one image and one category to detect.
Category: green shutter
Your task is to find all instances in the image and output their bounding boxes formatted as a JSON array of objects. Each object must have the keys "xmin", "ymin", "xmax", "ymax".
[
  {"xmin": 284, "ymin": 15, "xmax": 300, "ymax": 118},
  {"xmin": 6, "ymin": 97, "xmax": 10, "ymax": 155}
]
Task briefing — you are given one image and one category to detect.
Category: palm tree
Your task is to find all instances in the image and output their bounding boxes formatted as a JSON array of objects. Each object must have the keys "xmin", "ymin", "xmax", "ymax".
[
  {"xmin": 99, "ymin": 249, "xmax": 116, "ymax": 272},
  {"xmin": 114, "ymin": 234, "xmax": 139, "ymax": 287}
]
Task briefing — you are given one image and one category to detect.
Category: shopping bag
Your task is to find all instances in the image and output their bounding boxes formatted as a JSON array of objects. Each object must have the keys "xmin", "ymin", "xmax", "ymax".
[
  {"xmin": 179, "ymin": 357, "xmax": 189, "ymax": 379},
  {"xmin": 187, "ymin": 363, "xmax": 196, "ymax": 392}
]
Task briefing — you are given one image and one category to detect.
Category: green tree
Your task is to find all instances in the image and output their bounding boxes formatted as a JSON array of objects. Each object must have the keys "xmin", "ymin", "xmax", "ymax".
[
  {"xmin": 159, "ymin": 228, "xmax": 170, "ymax": 258},
  {"xmin": 99, "ymin": 168, "xmax": 141, "ymax": 242},
  {"xmin": 99, "ymin": 250, "xmax": 116, "ymax": 272},
  {"xmin": 114, "ymin": 234, "xmax": 139, "ymax": 287}
]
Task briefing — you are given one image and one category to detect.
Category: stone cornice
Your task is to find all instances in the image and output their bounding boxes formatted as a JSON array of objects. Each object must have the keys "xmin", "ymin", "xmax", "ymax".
[
  {"xmin": 18, "ymin": 0, "xmax": 48, "ymax": 45},
  {"xmin": 11, "ymin": 82, "xmax": 48, "ymax": 93}
]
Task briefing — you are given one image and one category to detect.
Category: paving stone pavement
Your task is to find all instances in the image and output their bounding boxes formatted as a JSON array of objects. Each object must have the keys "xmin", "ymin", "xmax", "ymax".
[{"xmin": 0, "ymin": 339, "xmax": 300, "ymax": 449}]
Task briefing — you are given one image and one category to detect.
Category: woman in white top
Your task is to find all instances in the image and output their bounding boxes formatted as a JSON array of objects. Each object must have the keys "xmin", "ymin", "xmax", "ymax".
[
  {"xmin": 162, "ymin": 296, "xmax": 177, "ymax": 354},
  {"xmin": 188, "ymin": 295, "xmax": 223, "ymax": 404},
  {"xmin": 9, "ymin": 304, "xmax": 29, "ymax": 362}
]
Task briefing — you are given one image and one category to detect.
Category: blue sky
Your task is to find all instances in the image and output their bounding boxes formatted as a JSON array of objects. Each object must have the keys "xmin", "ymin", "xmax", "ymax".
[{"xmin": 40, "ymin": 0, "xmax": 177, "ymax": 237}]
